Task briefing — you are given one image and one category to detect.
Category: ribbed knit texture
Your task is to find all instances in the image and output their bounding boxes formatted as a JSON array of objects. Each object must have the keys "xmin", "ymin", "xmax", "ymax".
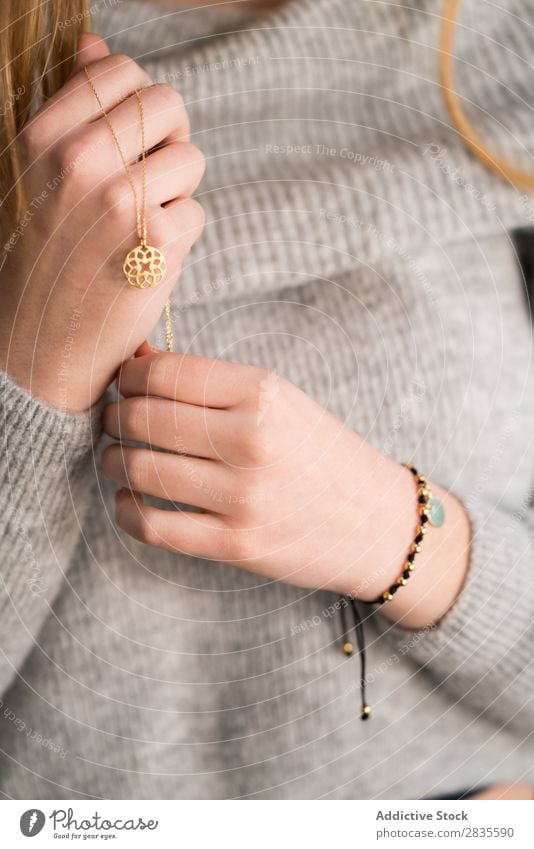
[{"xmin": 1, "ymin": 0, "xmax": 533, "ymax": 799}]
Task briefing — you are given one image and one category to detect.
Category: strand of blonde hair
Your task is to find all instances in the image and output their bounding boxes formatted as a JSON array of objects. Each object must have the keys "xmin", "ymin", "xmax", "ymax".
[
  {"xmin": 439, "ymin": 0, "xmax": 534, "ymax": 193},
  {"xmin": 0, "ymin": 1, "xmax": 89, "ymax": 231}
]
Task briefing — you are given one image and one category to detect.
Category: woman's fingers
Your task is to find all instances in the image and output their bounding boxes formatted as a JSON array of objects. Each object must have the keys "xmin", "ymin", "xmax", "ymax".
[
  {"xmin": 114, "ymin": 489, "xmax": 254, "ymax": 563},
  {"xmin": 118, "ymin": 352, "xmax": 269, "ymax": 409},
  {"xmin": 34, "ymin": 53, "xmax": 152, "ymax": 145},
  {"xmin": 116, "ymin": 142, "xmax": 205, "ymax": 207},
  {"xmin": 97, "ymin": 143, "xmax": 205, "ymax": 256},
  {"xmin": 144, "ymin": 197, "xmax": 205, "ymax": 265},
  {"xmin": 102, "ymin": 396, "xmax": 232, "ymax": 460},
  {"xmin": 70, "ymin": 32, "xmax": 111, "ymax": 77},
  {"xmin": 34, "ymin": 51, "xmax": 190, "ymax": 161},
  {"xmin": 102, "ymin": 444, "xmax": 236, "ymax": 513},
  {"xmin": 87, "ymin": 83, "xmax": 190, "ymax": 170},
  {"xmin": 160, "ymin": 195, "xmax": 206, "ymax": 246},
  {"xmin": 95, "ymin": 194, "xmax": 203, "ymax": 290}
]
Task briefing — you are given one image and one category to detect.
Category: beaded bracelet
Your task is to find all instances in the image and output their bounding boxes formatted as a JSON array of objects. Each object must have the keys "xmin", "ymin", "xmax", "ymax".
[
  {"xmin": 371, "ymin": 463, "xmax": 444, "ymax": 605},
  {"xmin": 341, "ymin": 463, "xmax": 445, "ymax": 720}
]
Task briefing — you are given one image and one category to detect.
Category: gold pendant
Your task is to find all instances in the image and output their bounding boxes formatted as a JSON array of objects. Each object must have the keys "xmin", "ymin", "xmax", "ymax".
[{"xmin": 123, "ymin": 242, "xmax": 166, "ymax": 289}]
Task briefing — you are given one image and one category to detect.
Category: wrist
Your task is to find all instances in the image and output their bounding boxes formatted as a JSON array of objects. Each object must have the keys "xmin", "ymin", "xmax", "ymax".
[
  {"xmin": 338, "ymin": 457, "xmax": 472, "ymax": 630},
  {"xmin": 378, "ymin": 482, "xmax": 471, "ymax": 629},
  {"xmin": 353, "ymin": 460, "xmax": 418, "ymax": 602},
  {"xmin": 0, "ymin": 336, "xmax": 102, "ymax": 413},
  {"xmin": 0, "ymin": 297, "xmax": 113, "ymax": 412}
]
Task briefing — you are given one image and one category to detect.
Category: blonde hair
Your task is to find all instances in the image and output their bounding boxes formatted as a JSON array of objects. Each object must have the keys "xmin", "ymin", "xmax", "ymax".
[
  {"xmin": 439, "ymin": 0, "xmax": 534, "ymax": 193},
  {"xmin": 0, "ymin": 0, "xmax": 89, "ymax": 230}
]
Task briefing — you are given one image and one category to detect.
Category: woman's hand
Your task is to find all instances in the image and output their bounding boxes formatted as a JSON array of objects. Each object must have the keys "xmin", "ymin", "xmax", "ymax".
[
  {"xmin": 0, "ymin": 34, "xmax": 205, "ymax": 412},
  {"xmin": 102, "ymin": 348, "xmax": 471, "ymax": 628}
]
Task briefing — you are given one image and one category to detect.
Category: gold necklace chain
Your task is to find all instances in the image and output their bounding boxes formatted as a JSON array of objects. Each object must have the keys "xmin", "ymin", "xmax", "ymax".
[{"xmin": 84, "ymin": 67, "xmax": 174, "ymax": 353}]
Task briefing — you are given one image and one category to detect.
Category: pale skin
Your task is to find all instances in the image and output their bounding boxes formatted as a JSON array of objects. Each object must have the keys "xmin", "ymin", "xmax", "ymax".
[
  {"xmin": 0, "ymin": 33, "xmax": 205, "ymax": 412},
  {"xmin": 101, "ymin": 343, "xmax": 471, "ymax": 634},
  {"xmin": 0, "ymin": 2, "xmax": 527, "ymax": 800},
  {"xmin": 0, "ymin": 27, "xmax": 470, "ymax": 631}
]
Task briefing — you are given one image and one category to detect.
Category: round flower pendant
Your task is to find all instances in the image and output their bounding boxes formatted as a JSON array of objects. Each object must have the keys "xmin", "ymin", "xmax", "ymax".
[{"xmin": 123, "ymin": 242, "xmax": 166, "ymax": 289}]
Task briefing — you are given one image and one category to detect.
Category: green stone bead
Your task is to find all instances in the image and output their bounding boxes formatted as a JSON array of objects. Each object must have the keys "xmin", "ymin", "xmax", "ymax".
[{"xmin": 428, "ymin": 495, "xmax": 445, "ymax": 527}]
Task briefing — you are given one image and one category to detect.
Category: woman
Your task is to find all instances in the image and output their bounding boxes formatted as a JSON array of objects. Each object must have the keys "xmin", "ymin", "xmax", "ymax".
[{"xmin": 0, "ymin": 0, "xmax": 532, "ymax": 799}]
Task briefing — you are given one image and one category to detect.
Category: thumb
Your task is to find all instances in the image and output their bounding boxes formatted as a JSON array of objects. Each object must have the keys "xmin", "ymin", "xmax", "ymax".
[{"xmin": 70, "ymin": 32, "xmax": 110, "ymax": 77}]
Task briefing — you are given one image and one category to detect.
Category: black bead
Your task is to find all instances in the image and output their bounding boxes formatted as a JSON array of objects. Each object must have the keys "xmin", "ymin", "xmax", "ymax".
[
  {"xmin": 407, "ymin": 552, "xmax": 415, "ymax": 562},
  {"xmin": 418, "ymin": 494, "xmax": 428, "ymax": 504},
  {"xmin": 409, "ymin": 467, "xmax": 418, "ymax": 477},
  {"xmin": 361, "ymin": 712, "xmax": 371, "ymax": 721},
  {"xmin": 402, "ymin": 569, "xmax": 411, "ymax": 579},
  {"xmin": 421, "ymin": 514, "xmax": 429, "ymax": 524},
  {"xmin": 415, "ymin": 532, "xmax": 424, "ymax": 544},
  {"xmin": 389, "ymin": 584, "xmax": 399, "ymax": 595}
]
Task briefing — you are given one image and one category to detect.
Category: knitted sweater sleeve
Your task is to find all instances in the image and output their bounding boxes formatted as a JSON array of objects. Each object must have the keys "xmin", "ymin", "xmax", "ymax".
[
  {"xmin": 392, "ymin": 497, "xmax": 534, "ymax": 724},
  {"xmin": 0, "ymin": 370, "xmax": 103, "ymax": 697}
]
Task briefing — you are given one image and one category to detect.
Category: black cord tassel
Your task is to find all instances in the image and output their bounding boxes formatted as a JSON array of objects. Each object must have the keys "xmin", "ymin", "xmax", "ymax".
[
  {"xmin": 340, "ymin": 595, "xmax": 371, "ymax": 720},
  {"xmin": 340, "ymin": 596, "xmax": 354, "ymax": 656}
]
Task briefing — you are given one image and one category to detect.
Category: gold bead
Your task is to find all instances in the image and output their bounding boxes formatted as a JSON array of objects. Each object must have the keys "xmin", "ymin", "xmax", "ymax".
[
  {"xmin": 397, "ymin": 577, "xmax": 407, "ymax": 586},
  {"xmin": 407, "ymin": 563, "xmax": 415, "ymax": 572},
  {"xmin": 361, "ymin": 704, "xmax": 372, "ymax": 717},
  {"xmin": 411, "ymin": 543, "xmax": 422, "ymax": 554},
  {"xmin": 383, "ymin": 591, "xmax": 394, "ymax": 602},
  {"xmin": 343, "ymin": 642, "xmax": 353, "ymax": 655}
]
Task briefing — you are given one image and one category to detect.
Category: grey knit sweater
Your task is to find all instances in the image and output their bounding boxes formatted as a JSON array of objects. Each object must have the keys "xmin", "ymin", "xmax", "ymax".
[{"xmin": 1, "ymin": 0, "xmax": 534, "ymax": 800}]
